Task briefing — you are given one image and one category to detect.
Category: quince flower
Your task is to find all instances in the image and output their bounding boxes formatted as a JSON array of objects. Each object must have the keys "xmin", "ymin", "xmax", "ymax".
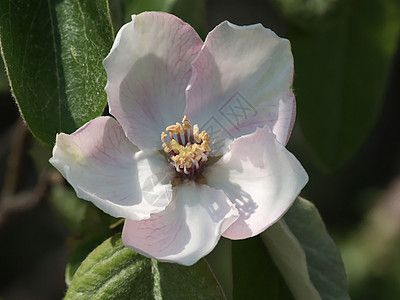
[{"xmin": 50, "ymin": 12, "xmax": 308, "ymax": 266}]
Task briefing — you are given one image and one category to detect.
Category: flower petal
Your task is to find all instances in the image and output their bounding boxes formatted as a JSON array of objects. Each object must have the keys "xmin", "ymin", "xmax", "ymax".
[
  {"xmin": 49, "ymin": 116, "xmax": 175, "ymax": 220},
  {"xmin": 104, "ymin": 12, "xmax": 203, "ymax": 150},
  {"xmin": 185, "ymin": 21, "xmax": 295, "ymax": 155},
  {"xmin": 204, "ymin": 126, "xmax": 308, "ymax": 239},
  {"xmin": 122, "ymin": 182, "xmax": 239, "ymax": 266}
]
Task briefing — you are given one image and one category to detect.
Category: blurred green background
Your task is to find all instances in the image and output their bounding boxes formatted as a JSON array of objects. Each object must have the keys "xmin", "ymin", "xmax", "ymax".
[{"xmin": 0, "ymin": 0, "xmax": 399, "ymax": 299}]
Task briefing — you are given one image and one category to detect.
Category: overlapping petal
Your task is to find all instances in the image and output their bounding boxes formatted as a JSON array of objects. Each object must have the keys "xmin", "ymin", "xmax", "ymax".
[
  {"xmin": 49, "ymin": 12, "xmax": 308, "ymax": 266},
  {"xmin": 104, "ymin": 12, "xmax": 203, "ymax": 150},
  {"xmin": 204, "ymin": 125, "xmax": 308, "ymax": 239},
  {"xmin": 50, "ymin": 116, "xmax": 175, "ymax": 220},
  {"xmin": 185, "ymin": 21, "xmax": 295, "ymax": 155},
  {"xmin": 122, "ymin": 182, "xmax": 239, "ymax": 266}
]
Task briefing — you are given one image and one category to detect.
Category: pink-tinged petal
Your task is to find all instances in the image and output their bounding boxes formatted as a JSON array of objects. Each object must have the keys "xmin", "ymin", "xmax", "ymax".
[
  {"xmin": 185, "ymin": 21, "xmax": 295, "ymax": 155},
  {"xmin": 49, "ymin": 117, "xmax": 175, "ymax": 220},
  {"xmin": 204, "ymin": 126, "xmax": 308, "ymax": 239},
  {"xmin": 104, "ymin": 12, "xmax": 203, "ymax": 150},
  {"xmin": 122, "ymin": 182, "xmax": 239, "ymax": 266}
]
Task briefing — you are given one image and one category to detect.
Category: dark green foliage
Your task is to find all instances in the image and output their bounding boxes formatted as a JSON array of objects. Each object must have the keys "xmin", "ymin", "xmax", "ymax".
[{"xmin": 0, "ymin": 0, "xmax": 114, "ymax": 148}]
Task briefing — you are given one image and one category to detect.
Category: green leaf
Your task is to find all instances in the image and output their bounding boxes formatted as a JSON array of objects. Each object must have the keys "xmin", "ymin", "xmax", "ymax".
[
  {"xmin": 65, "ymin": 233, "xmax": 112, "ymax": 287},
  {"xmin": 292, "ymin": 0, "xmax": 400, "ymax": 169},
  {"xmin": 65, "ymin": 233, "xmax": 226, "ymax": 299},
  {"xmin": 232, "ymin": 236, "xmax": 295, "ymax": 300},
  {"xmin": 262, "ymin": 221, "xmax": 321, "ymax": 300},
  {"xmin": 0, "ymin": 0, "xmax": 114, "ymax": 148},
  {"xmin": 262, "ymin": 198, "xmax": 349, "ymax": 300},
  {"xmin": 205, "ymin": 238, "xmax": 233, "ymax": 299}
]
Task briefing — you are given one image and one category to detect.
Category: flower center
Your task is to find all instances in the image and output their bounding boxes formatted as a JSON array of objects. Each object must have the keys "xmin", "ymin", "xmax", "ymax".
[{"xmin": 161, "ymin": 116, "xmax": 210, "ymax": 177}]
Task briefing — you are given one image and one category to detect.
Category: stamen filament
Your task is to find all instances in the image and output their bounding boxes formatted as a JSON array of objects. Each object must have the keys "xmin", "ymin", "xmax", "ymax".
[
  {"xmin": 177, "ymin": 133, "xmax": 183, "ymax": 145},
  {"xmin": 184, "ymin": 129, "xmax": 188, "ymax": 145}
]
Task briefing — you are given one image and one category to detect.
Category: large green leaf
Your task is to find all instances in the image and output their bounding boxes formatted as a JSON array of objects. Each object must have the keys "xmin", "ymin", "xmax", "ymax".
[
  {"xmin": 65, "ymin": 233, "xmax": 226, "ymax": 299},
  {"xmin": 291, "ymin": 0, "xmax": 400, "ymax": 169},
  {"xmin": 262, "ymin": 198, "xmax": 349, "ymax": 300},
  {"xmin": 262, "ymin": 221, "xmax": 321, "ymax": 300},
  {"xmin": 205, "ymin": 237, "xmax": 233, "ymax": 299},
  {"xmin": 232, "ymin": 236, "xmax": 295, "ymax": 300},
  {"xmin": 65, "ymin": 233, "xmax": 112, "ymax": 287},
  {"xmin": 0, "ymin": 0, "xmax": 114, "ymax": 148}
]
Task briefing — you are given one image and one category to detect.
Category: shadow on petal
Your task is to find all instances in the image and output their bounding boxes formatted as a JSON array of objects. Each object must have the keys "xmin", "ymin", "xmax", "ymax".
[
  {"xmin": 123, "ymin": 182, "xmax": 239, "ymax": 265},
  {"xmin": 116, "ymin": 54, "xmax": 188, "ymax": 149}
]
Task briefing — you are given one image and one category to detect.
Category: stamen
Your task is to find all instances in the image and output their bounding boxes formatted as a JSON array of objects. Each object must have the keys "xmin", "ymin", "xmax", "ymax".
[
  {"xmin": 193, "ymin": 125, "xmax": 200, "ymax": 143},
  {"xmin": 166, "ymin": 123, "xmax": 184, "ymax": 135},
  {"xmin": 199, "ymin": 130, "xmax": 210, "ymax": 142},
  {"xmin": 177, "ymin": 132, "xmax": 183, "ymax": 145},
  {"xmin": 184, "ymin": 128, "xmax": 188, "ymax": 145},
  {"xmin": 182, "ymin": 116, "xmax": 190, "ymax": 125},
  {"xmin": 161, "ymin": 115, "xmax": 211, "ymax": 177}
]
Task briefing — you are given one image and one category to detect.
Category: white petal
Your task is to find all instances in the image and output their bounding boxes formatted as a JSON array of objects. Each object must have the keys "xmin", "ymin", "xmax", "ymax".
[
  {"xmin": 204, "ymin": 125, "xmax": 308, "ymax": 239},
  {"xmin": 104, "ymin": 12, "xmax": 203, "ymax": 150},
  {"xmin": 49, "ymin": 117, "xmax": 175, "ymax": 220},
  {"xmin": 185, "ymin": 21, "xmax": 295, "ymax": 155},
  {"xmin": 122, "ymin": 182, "xmax": 239, "ymax": 266}
]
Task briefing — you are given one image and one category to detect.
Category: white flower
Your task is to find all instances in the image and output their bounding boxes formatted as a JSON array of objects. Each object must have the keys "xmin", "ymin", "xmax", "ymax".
[{"xmin": 50, "ymin": 12, "xmax": 308, "ymax": 266}]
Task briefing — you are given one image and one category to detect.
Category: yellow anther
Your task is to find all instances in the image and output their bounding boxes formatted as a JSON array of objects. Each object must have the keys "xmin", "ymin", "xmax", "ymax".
[
  {"xmin": 186, "ymin": 151, "xmax": 195, "ymax": 159},
  {"xmin": 170, "ymin": 139, "xmax": 180, "ymax": 148},
  {"xmin": 162, "ymin": 116, "xmax": 211, "ymax": 172},
  {"xmin": 182, "ymin": 115, "xmax": 190, "ymax": 124},
  {"xmin": 162, "ymin": 141, "xmax": 174, "ymax": 153},
  {"xmin": 166, "ymin": 123, "xmax": 184, "ymax": 135},
  {"xmin": 165, "ymin": 125, "xmax": 176, "ymax": 133},
  {"xmin": 176, "ymin": 122, "xmax": 184, "ymax": 134},
  {"xmin": 201, "ymin": 141, "xmax": 211, "ymax": 152},
  {"xmin": 170, "ymin": 139, "xmax": 184, "ymax": 153},
  {"xmin": 193, "ymin": 124, "xmax": 199, "ymax": 134},
  {"xmin": 185, "ymin": 160, "xmax": 193, "ymax": 168},
  {"xmin": 181, "ymin": 116, "xmax": 192, "ymax": 130},
  {"xmin": 191, "ymin": 144, "xmax": 202, "ymax": 153},
  {"xmin": 199, "ymin": 131, "xmax": 210, "ymax": 142},
  {"xmin": 183, "ymin": 123, "xmax": 192, "ymax": 130},
  {"xmin": 177, "ymin": 156, "xmax": 186, "ymax": 166},
  {"xmin": 193, "ymin": 124, "xmax": 201, "ymax": 143}
]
